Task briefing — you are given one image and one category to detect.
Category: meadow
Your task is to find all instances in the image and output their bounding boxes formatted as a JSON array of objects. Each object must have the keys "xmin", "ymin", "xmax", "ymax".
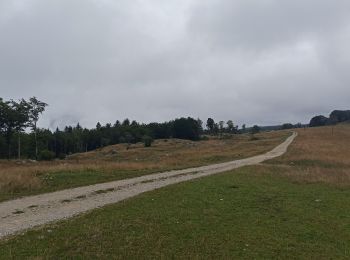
[
  {"xmin": 267, "ymin": 124, "xmax": 350, "ymax": 186},
  {"xmin": 0, "ymin": 131, "xmax": 288, "ymax": 202},
  {"xmin": 0, "ymin": 126, "xmax": 349, "ymax": 258}
]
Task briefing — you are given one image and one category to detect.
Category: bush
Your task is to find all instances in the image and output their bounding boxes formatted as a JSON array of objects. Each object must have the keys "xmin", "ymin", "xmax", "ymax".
[
  {"xmin": 58, "ymin": 153, "xmax": 66, "ymax": 160},
  {"xmin": 143, "ymin": 135, "xmax": 154, "ymax": 147},
  {"xmin": 251, "ymin": 125, "xmax": 261, "ymax": 134},
  {"xmin": 38, "ymin": 150, "xmax": 55, "ymax": 161},
  {"xmin": 281, "ymin": 123, "xmax": 294, "ymax": 130},
  {"xmin": 201, "ymin": 136, "xmax": 210, "ymax": 141}
]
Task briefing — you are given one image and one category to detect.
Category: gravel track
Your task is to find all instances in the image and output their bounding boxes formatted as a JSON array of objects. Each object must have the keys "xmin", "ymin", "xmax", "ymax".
[{"xmin": 0, "ymin": 132, "xmax": 297, "ymax": 239}]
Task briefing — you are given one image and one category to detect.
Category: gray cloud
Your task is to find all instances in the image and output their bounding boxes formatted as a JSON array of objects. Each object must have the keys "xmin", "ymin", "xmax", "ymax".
[
  {"xmin": 1, "ymin": 0, "xmax": 350, "ymax": 129},
  {"xmin": 189, "ymin": 0, "xmax": 350, "ymax": 51}
]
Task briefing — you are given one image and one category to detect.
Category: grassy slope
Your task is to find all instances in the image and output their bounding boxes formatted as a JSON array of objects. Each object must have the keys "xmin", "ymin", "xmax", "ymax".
[
  {"xmin": 266, "ymin": 125, "xmax": 350, "ymax": 186},
  {"xmin": 0, "ymin": 168, "xmax": 349, "ymax": 259},
  {"xmin": 0, "ymin": 131, "xmax": 288, "ymax": 202},
  {"xmin": 0, "ymin": 126, "xmax": 349, "ymax": 258}
]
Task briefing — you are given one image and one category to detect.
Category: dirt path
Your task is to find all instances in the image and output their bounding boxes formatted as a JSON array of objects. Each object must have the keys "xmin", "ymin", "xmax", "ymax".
[{"xmin": 0, "ymin": 132, "xmax": 297, "ymax": 239}]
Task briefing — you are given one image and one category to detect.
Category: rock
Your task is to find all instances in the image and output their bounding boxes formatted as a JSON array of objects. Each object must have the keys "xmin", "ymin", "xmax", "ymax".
[{"xmin": 28, "ymin": 160, "xmax": 38, "ymax": 164}]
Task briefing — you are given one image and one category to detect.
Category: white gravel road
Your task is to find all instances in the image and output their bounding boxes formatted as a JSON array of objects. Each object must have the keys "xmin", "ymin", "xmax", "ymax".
[{"xmin": 0, "ymin": 132, "xmax": 297, "ymax": 239}]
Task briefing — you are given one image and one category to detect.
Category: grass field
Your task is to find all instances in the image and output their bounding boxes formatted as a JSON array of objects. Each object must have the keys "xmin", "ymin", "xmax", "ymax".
[
  {"xmin": 0, "ymin": 126, "xmax": 349, "ymax": 258},
  {"xmin": 1, "ymin": 168, "xmax": 349, "ymax": 259},
  {"xmin": 267, "ymin": 125, "xmax": 350, "ymax": 187},
  {"xmin": 0, "ymin": 131, "xmax": 288, "ymax": 202}
]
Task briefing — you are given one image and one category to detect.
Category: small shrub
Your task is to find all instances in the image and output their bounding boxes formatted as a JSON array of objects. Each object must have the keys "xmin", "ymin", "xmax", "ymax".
[
  {"xmin": 251, "ymin": 125, "xmax": 261, "ymax": 134},
  {"xmin": 201, "ymin": 136, "xmax": 210, "ymax": 141},
  {"xmin": 143, "ymin": 135, "xmax": 154, "ymax": 147},
  {"xmin": 58, "ymin": 153, "xmax": 66, "ymax": 160},
  {"xmin": 281, "ymin": 123, "xmax": 294, "ymax": 130},
  {"xmin": 38, "ymin": 150, "xmax": 55, "ymax": 161}
]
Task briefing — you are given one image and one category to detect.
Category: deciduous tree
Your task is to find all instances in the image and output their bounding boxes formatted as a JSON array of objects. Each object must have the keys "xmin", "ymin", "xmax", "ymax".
[
  {"xmin": 27, "ymin": 97, "xmax": 48, "ymax": 160},
  {"xmin": 206, "ymin": 118, "xmax": 215, "ymax": 134}
]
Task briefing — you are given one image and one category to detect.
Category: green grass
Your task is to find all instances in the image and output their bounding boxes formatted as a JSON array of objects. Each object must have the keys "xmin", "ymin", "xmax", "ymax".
[{"xmin": 1, "ymin": 166, "xmax": 349, "ymax": 259}]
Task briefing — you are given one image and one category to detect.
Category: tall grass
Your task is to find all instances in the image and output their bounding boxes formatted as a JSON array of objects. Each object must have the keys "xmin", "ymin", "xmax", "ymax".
[{"xmin": 266, "ymin": 125, "xmax": 350, "ymax": 186}]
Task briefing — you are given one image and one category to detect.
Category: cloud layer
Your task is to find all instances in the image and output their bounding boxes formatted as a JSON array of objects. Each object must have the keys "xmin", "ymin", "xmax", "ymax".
[{"xmin": 1, "ymin": 0, "xmax": 350, "ymax": 128}]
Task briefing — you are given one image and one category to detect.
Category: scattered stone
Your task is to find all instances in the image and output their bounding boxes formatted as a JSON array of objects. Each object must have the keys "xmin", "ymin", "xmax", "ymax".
[{"xmin": 28, "ymin": 160, "xmax": 38, "ymax": 164}]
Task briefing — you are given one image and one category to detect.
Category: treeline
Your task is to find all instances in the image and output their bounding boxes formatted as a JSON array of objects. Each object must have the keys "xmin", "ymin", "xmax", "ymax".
[
  {"xmin": 0, "ymin": 118, "xmax": 200, "ymax": 160},
  {"xmin": 0, "ymin": 98, "xmax": 242, "ymax": 160},
  {"xmin": 0, "ymin": 97, "xmax": 47, "ymax": 160}
]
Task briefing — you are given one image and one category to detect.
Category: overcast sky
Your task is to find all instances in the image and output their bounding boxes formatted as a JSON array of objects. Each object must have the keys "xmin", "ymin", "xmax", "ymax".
[{"xmin": 1, "ymin": 0, "xmax": 350, "ymax": 129}]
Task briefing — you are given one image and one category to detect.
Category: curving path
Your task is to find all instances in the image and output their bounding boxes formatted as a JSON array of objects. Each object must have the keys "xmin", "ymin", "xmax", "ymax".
[{"xmin": 0, "ymin": 132, "xmax": 297, "ymax": 239}]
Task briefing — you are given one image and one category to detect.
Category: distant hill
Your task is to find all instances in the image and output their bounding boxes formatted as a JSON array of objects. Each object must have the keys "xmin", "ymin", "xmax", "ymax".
[{"xmin": 310, "ymin": 110, "xmax": 350, "ymax": 127}]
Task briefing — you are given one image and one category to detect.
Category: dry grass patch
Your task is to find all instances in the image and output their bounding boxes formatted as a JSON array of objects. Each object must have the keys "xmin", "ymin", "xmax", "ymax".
[
  {"xmin": 284, "ymin": 167, "xmax": 350, "ymax": 187},
  {"xmin": 266, "ymin": 124, "xmax": 350, "ymax": 187},
  {"xmin": 0, "ymin": 165, "xmax": 41, "ymax": 196}
]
